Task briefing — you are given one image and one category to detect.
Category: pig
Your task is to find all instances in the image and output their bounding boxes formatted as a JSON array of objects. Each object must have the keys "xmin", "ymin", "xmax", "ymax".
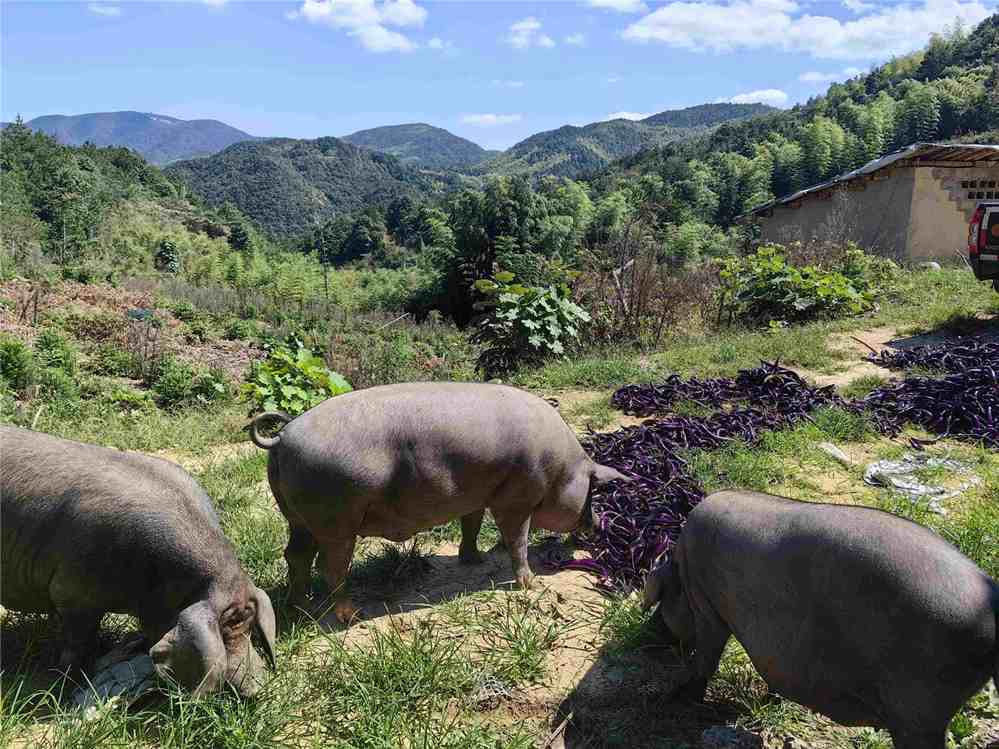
[
  {"xmin": 249, "ymin": 382, "xmax": 625, "ymax": 624},
  {"xmin": 643, "ymin": 489, "xmax": 999, "ymax": 749},
  {"xmin": 0, "ymin": 426, "xmax": 277, "ymax": 697}
]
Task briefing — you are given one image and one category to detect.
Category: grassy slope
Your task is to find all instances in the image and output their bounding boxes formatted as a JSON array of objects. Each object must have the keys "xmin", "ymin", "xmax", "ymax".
[{"xmin": 2, "ymin": 268, "xmax": 998, "ymax": 748}]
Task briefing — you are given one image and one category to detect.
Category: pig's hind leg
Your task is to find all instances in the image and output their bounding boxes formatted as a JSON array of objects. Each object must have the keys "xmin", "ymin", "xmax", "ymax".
[
  {"xmin": 458, "ymin": 510, "xmax": 486, "ymax": 564},
  {"xmin": 675, "ymin": 612, "xmax": 730, "ymax": 703},
  {"xmin": 284, "ymin": 525, "xmax": 319, "ymax": 612},
  {"xmin": 887, "ymin": 728, "xmax": 947, "ymax": 749},
  {"xmin": 317, "ymin": 533, "xmax": 359, "ymax": 626}
]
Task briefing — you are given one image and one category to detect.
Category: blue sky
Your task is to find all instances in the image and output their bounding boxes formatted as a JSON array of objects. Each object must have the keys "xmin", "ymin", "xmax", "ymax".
[{"xmin": 2, "ymin": 0, "xmax": 995, "ymax": 150}]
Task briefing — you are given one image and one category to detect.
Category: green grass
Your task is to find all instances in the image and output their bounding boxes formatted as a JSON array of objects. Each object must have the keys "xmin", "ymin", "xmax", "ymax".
[{"xmin": 561, "ymin": 393, "xmax": 620, "ymax": 430}]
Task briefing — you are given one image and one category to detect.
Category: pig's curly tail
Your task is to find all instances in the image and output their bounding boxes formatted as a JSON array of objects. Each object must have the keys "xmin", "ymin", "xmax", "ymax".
[{"xmin": 249, "ymin": 411, "xmax": 292, "ymax": 449}]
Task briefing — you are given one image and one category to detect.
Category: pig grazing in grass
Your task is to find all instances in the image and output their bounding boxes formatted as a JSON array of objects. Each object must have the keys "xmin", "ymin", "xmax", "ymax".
[
  {"xmin": 0, "ymin": 426, "xmax": 277, "ymax": 697},
  {"xmin": 643, "ymin": 489, "xmax": 999, "ymax": 749},
  {"xmin": 249, "ymin": 382, "xmax": 625, "ymax": 624}
]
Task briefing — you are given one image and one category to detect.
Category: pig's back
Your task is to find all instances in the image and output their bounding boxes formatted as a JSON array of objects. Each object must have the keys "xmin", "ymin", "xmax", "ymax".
[
  {"xmin": 686, "ymin": 491, "xmax": 996, "ymax": 709},
  {"xmin": 279, "ymin": 382, "xmax": 584, "ymax": 476},
  {"xmin": 0, "ymin": 427, "xmax": 227, "ymax": 612}
]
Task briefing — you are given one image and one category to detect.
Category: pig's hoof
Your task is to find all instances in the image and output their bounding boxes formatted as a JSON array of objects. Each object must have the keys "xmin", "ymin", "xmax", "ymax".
[
  {"xmin": 458, "ymin": 547, "xmax": 485, "ymax": 565},
  {"xmin": 674, "ymin": 677, "xmax": 709, "ymax": 703},
  {"xmin": 334, "ymin": 601, "xmax": 360, "ymax": 626}
]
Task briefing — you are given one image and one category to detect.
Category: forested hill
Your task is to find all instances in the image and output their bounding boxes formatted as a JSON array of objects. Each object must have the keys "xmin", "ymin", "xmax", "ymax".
[
  {"xmin": 479, "ymin": 103, "xmax": 774, "ymax": 180},
  {"xmin": 165, "ymin": 137, "xmax": 451, "ymax": 237},
  {"xmin": 22, "ymin": 111, "xmax": 255, "ymax": 165},
  {"xmin": 343, "ymin": 123, "xmax": 497, "ymax": 171},
  {"xmin": 591, "ymin": 14, "xmax": 999, "ymax": 228}
]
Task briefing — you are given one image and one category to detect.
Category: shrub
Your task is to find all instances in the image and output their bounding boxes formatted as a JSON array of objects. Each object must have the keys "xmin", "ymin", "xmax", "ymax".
[
  {"xmin": 327, "ymin": 314, "xmax": 478, "ymax": 389},
  {"xmin": 37, "ymin": 366, "xmax": 79, "ymax": 404},
  {"xmin": 170, "ymin": 300, "xmax": 198, "ymax": 322},
  {"xmin": 0, "ymin": 336, "xmax": 36, "ymax": 391},
  {"xmin": 222, "ymin": 317, "xmax": 257, "ymax": 341},
  {"xmin": 472, "ymin": 272, "xmax": 591, "ymax": 377},
  {"xmin": 33, "ymin": 327, "xmax": 77, "ymax": 375},
  {"xmin": 100, "ymin": 384, "xmax": 156, "ymax": 413},
  {"xmin": 155, "ymin": 238, "xmax": 181, "ymax": 274},
  {"xmin": 191, "ymin": 367, "xmax": 232, "ymax": 406},
  {"xmin": 60, "ymin": 310, "xmax": 127, "ymax": 341},
  {"xmin": 717, "ymin": 244, "xmax": 885, "ymax": 326},
  {"xmin": 86, "ymin": 343, "xmax": 137, "ymax": 377},
  {"xmin": 151, "ymin": 357, "xmax": 196, "ymax": 409},
  {"xmin": 182, "ymin": 318, "xmax": 213, "ymax": 344},
  {"xmin": 243, "ymin": 336, "xmax": 352, "ymax": 416}
]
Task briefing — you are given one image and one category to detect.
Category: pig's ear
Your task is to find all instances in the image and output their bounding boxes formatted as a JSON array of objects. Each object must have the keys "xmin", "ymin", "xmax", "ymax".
[
  {"xmin": 592, "ymin": 463, "xmax": 629, "ymax": 487},
  {"xmin": 250, "ymin": 586, "xmax": 277, "ymax": 670},
  {"xmin": 642, "ymin": 564, "xmax": 666, "ymax": 611},
  {"xmin": 150, "ymin": 601, "xmax": 226, "ymax": 695}
]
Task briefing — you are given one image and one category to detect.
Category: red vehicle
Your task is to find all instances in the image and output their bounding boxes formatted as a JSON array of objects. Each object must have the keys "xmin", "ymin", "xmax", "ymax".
[{"xmin": 969, "ymin": 202, "xmax": 999, "ymax": 291}]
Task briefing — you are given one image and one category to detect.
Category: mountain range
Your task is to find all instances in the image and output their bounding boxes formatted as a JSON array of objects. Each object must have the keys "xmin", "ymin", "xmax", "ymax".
[
  {"xmin": 19, "ymin": 111, "xmax": 255, "ymax": 165},
  {"xmin": 479, "ymin": 103, "xmax": 773, "ymax": 179},
  {"xmin": 164, "ymin": 137, "xmax": 451, "ymax": 237},
  {"xmin": 342, "ymin": 122, "xmax": 498, "ymax": 171},
  {"xmin": 22, "ymin": 102, "xmax": 775, "ymax": 236}
]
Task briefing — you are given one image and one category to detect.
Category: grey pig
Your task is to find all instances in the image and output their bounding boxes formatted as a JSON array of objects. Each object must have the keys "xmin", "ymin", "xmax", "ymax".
[
  {"xmin": 643, "ymin": 489, "xmax": 999, "ymax": 749},
  {"xmin": 249, "ymin": 382, "xmax": 625, "ymax": 624},
  {"xmin": 0, "ymin": 426, "xmax": 277, "ymax": 697}
]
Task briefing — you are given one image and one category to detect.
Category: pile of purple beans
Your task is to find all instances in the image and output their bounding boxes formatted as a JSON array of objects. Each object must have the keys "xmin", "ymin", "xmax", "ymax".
[
  {"xmin": 858, "ymin": 338, "xmax": 999, "ymax": 447},
  {"xmin": 569, "ymin": 339, "xmax": 998, "ymax": 592}
]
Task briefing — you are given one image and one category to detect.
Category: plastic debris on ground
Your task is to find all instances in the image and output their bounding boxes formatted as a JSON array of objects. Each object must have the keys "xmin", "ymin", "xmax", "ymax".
[
  {"xmin": 70, "ymin": 638, "xmax": 159, "ymax": 717},
  {"xmin": 863, "ymin": 453, "xmax": 981, "ymax": 514}
]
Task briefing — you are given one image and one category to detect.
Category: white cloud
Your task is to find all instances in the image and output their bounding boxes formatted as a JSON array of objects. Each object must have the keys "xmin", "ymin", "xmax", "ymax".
[
  {"xmin": 381, "ymin": 0, "xmax": 426, "ymax": 27},
  {"xmin": 493, "ymin": 79, "xmax": 526, "ymax": 88},
  {"xmin": 87, "ymin": 3, "xmax": 121, "ymax": 16},
  {"xmin": 586, "ymin": 0, "xmax": 648, "ymax": 12},
  {"xmin": 606, "ymin": 75, "xmax": 623, "ymax": 83},
  {"xmin": 799, "ymin": 71, "xmax": 839, "ymax": 83},
  {"xmin": 843, "ymin": 0, "xmax": 876, "ymax": 13},
  {"xmin": 719, "ymin": 88, "xmax": 789, "ymax": 107},
  {"xmin": 622, "ymin": 0, "xmax": 991, "ymax": 61},
  {"xmin": 799, "ymin": 65, "xmax": 865, "ymax": 83},
  {"xmin": 461, "ymin": 113, "xmax": 523, "ymax": 127},
  {"xmin": 288, "ymin": 0, "xmax": 428, "ymax": 53},
  {"xmin": 605, "ymin": 111, "xmax": 652, "ymax": 120},
  {"xmin": 353, "ymin": 24, "xmax": 416, "ymax": 52},
  {"xmin": 428, "ymin": 37, "xmax": 456, "ymax": 53},
  {"xmin": 506, "ymin": 16, "xmax": 556, "ymax": 49},
  {"xmin": 565, "ymin": 32, "xmax": 587, "ymax": 45}
]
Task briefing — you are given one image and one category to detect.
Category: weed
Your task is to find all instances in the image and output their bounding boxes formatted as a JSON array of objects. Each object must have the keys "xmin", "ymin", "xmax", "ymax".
[
  {"xmin": 34, "ymin": 327, "xmax": 77, "ymax": 375},
  {"xmin": 839, "ymin": 374, "xmax": 888, "ymax": 399},
  {"xmin": 85, "ymin": 343, "xmax": 137, "ymax": 377},
  {"xmin": 0, "ymin": 335, "xmax": 36, "ymax": 391},
  {"xmin": 475, "ymin": 591, "xmax": 558, "ymax": 684}
]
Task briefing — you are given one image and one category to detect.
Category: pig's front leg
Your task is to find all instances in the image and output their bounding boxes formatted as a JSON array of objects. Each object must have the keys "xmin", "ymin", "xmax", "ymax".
[
  {"xmin": 55, "ymin": 607, "xmax": 103, "ymax": 675},
  {"xmin": 494, "ymin": 511, "xmax": 533, "ymax": 590}
]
